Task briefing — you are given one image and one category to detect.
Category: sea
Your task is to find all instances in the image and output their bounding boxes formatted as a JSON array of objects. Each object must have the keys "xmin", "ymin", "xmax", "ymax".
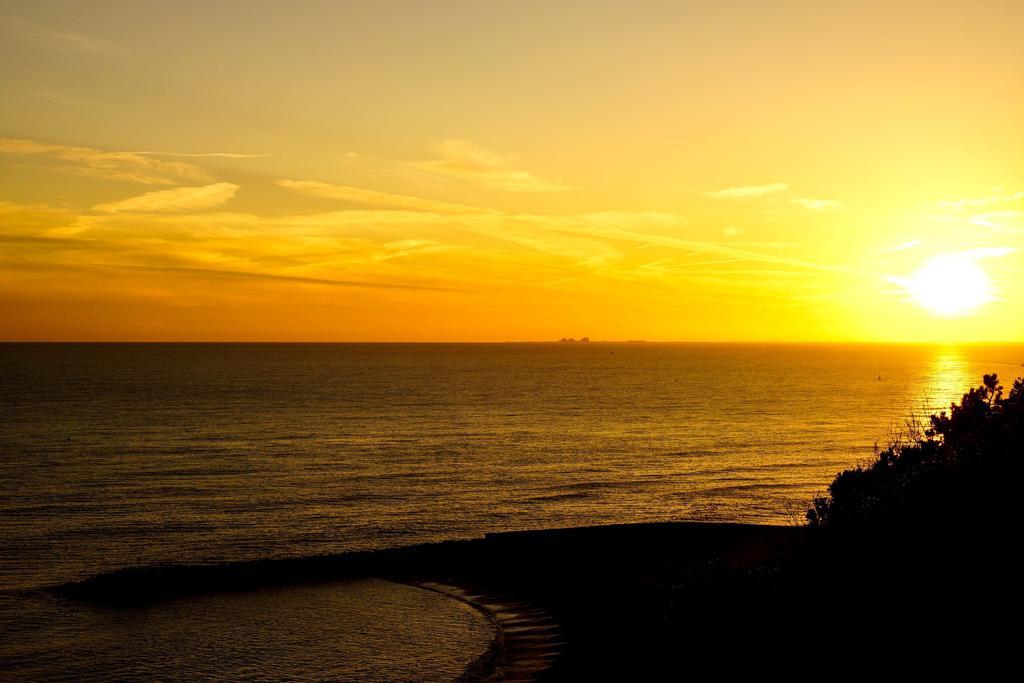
[{"xmin": 1, "ymin": 342, "xmax": 1021, "ymax": 680}]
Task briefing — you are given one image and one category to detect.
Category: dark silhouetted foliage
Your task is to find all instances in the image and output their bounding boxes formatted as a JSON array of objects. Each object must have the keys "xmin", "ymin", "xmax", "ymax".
[
  {"xmin": 808, "ymin": 373, "xmax": 1024, "ymax": 529},
  {"xmin": 661, "ymin": 375, "xmax": 1024, "ymax": 673}
]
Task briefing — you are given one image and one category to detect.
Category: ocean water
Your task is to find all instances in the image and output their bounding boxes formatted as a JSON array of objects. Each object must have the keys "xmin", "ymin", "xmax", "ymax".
[
  {"xmin": 1, "ymin": 579, "xmax": 495, "ymax": 682},
  {"xmin": 1, "ymin": 342, "xmax": 1022, "ymax": 679}
]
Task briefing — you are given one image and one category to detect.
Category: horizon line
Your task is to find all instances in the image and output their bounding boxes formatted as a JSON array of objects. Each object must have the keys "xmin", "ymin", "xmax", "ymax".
[{"xmin": 1, "ymin": 339, "xmax": 1020, "ymax": 345}]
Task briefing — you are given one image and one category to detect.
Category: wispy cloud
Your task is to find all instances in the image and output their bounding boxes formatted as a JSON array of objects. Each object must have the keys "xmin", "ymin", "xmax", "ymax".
[
  {"xmin": 13, "ymin": 19, "xmax": 123, "ymax": 55},
  {"xmin": 0, "ymin": 138, "xmax": 212, "ymax": 185},
  {"xmin": 541, "ymin": 212, "xmax": 842, "ymax": 273},
  {"xmin": 705, "ymin": 185, "xmax": 841, "ymax": 210},
  {"xmin": 409, "ymin": 140, "xmax": 569, "ymax": 192},
  {"xmin": 0, "ymin": 200, "xmax": 77, "ymax": 231},
  {"xmin": 113, "ymin": 264, "xmax": 465, "ymax": 292},
  {"xmin": 882, "ymin": 240, "xmax": 921, "ymax": 253},
  {"xmin": 375, "ymin": 239, "xmax": 459, "ymax": 261},
  {"xmin": 138, "ymin": 151, "xmax": 270, "ymax": 159},
  {"xmin": 93, "ymin": 183, "xmax": 239, "ymax": 213},
  {"xmin": 936, "ymin": 190, "xmax": 1024, "ymax": 210},
  {"xmin": 0, "ymin": 194, "xmax": 845, "ymax": 317},
  {"xmin": 706, "ymin": 183, "xmax": 788, "ymax": 199},
  {"xmin": 791, "ymin": 197, "xmax": 842, "ymax": 210},
  {"xmin": 24, "ymin": 88, "xmax": 103, "ymax": 108},
  {"xmin": 970, "ymin": 211, "xmax": 1024, "ymax": 233},
  {"xmin": 964, "ymin": 246, "xmax": 1016, "ymax": 259},
  {"xmin": 276, "ymin": 179, "xmax": 485, "ymax": 214}
]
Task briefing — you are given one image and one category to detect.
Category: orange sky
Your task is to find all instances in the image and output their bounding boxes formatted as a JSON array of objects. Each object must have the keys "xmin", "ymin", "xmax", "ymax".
[{"xmin": 1, "ymin": 1, "xmax": 1022, "ymax": 341}]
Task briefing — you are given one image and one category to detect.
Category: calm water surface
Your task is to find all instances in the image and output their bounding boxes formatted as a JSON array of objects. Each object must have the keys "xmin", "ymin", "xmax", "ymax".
[{"xmin": 1, "ymin": 342, "xmax": 1021, "ymax": 679}]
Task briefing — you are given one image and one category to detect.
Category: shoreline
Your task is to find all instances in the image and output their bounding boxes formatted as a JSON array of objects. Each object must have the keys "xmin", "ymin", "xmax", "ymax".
[
  {"xmin": 53, "ymin": 521, "xmax": 804, "ymax": 604},
  {"xmin": 54, "ymin": 518, "xmax": 1011, "ymax": 676},
  {"xmin": 407, "ymin": 580, "xmax": 562, "ymax": 681},
  {"xmin": 53, "ymin": 521, "xmax": 806, "ymax": 678}
]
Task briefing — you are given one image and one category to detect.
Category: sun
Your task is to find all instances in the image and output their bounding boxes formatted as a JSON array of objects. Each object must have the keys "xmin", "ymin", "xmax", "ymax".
[{"xmin": 902, "ymin": 253, "xmax": 993, "ymax": 316}]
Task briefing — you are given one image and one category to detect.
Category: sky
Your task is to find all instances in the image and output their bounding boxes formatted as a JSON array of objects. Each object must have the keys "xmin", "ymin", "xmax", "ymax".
[{"xmin": 1, "ymin": 0, "xmax": 1022, "ymax": 342}]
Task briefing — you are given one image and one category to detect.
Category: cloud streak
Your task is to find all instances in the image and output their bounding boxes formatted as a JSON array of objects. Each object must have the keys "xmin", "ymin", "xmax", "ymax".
[
  {"xmin": 276, "ymin": 179, "xmax": 486, "ymax": 214},
  {"xmin": 0, "ymin": 138, "xmax": 212, "ymax": 185},
  {"xmin": 706, "ymin": 183, "xmax": 788, "ymax": 199},
  {"xmin": 970, "ymin": 211, "xmax": 1024, "ymax": 233},
  {"xmin": 409, "ymin": 140, "xmax": 569, "ymax": 192},
  {"xmin": 112, "ymin": 264, "xmax": 466, "ymax": 291},
  {"xmin": 138, "ymin": 151, "xmax": 271, "ymax": 159},
  {"xmin": 93, "ymin": 183, "xmax": 239, "ymax": 213},
  {"xmin": 936, "ymin": 190, "xmax": 1024, "ymax": 210},
  {"xmin": 791, "ymin": 197, "xmax": 842, "ymax": 210},
  {"xmin": 13, "ymin": 19, "xmax": 123, "ymax": 54}
]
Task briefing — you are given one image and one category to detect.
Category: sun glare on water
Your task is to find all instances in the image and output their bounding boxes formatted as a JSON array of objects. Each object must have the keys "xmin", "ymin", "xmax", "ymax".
[{"xmin": 903, "ymin": 253, "xmax": 993, "ymax": 316}]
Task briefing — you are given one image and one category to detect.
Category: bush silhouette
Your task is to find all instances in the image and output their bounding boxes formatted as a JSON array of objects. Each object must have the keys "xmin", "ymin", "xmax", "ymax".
[
  {"xmin": 808, "ymin": 373, "xmax": 1024, "ymax": 529},
  {"xmin": 665, "ymin": 374, "xmax": 1023, "ymax": 667}
]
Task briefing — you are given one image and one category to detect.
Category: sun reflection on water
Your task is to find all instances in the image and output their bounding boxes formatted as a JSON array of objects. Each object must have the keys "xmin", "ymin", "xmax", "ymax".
[{"xmin": 921, "ymin": 347, "xmax": 974, "ymax": 415}]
